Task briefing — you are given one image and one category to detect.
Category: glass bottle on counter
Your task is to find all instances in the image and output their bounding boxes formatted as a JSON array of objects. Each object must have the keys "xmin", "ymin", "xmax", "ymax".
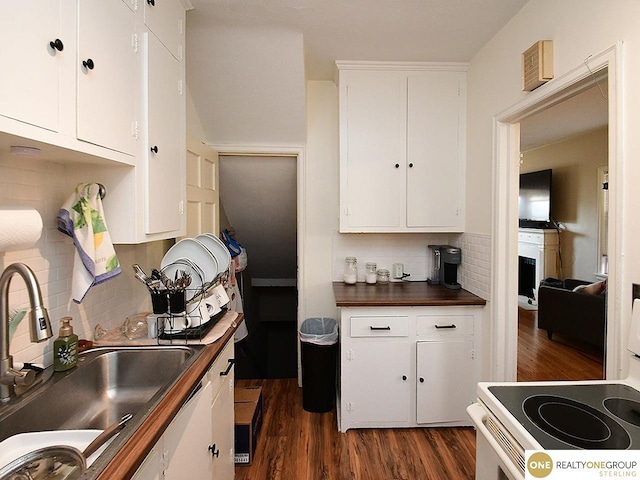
[
  {"xmin": 376, "ymin": 269, "xmax": 390, "ymax": 284},
  {"xmin": 343, "ymin": 257, "xmax": 357, "ymax": 284},
  {"xmin": 365, "ymin": 263, "xmax": 377, "ymax": 284}
]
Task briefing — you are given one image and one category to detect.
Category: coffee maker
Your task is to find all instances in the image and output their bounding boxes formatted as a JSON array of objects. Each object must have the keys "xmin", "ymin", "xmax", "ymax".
[{"xmin": 427, "ymin": 245, "xmax": 461, "ymax": 290}]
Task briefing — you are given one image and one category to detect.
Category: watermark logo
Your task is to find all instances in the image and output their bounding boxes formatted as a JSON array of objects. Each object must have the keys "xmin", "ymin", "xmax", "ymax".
[
  {"xmin": 525, "ymin": 450, "xmax": 640, "ymax": 479},
  {"xmin": 527, "ymin": 451, "xmax": 553, "ymax": 478}
]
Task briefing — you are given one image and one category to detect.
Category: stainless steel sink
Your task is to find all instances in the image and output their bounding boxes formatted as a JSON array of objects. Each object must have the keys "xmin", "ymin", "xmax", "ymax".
[{"xmin": 0, "ymin": 345, "xmax": 205, "ymax": 443}]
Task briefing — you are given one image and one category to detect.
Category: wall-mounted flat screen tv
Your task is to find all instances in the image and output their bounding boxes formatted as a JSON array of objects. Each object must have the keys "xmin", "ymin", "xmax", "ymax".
[{"xmin": 519, "ymin": 169, "xmax": 553, "ymax": 228}]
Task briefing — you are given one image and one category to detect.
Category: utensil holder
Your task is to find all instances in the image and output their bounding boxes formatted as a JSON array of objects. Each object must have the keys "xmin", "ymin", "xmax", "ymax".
[
  {"xmin": 169, "ymin": 290, "xmax": 186, "ymax": 314},
  {"xmin": 151, "ymin": 292, "xmax": 168, "ymax": 314}
]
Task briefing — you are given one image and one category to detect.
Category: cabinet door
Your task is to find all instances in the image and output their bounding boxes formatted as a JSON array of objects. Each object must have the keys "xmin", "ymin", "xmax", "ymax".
[
  {"xmin": 0, "ymin": 2, "xmax": 63, "ymax": 132},
  {"xmin": 406, "ymin": 72, "xmax": 465, "ymax": 230},
  {"xmin": 416, "ymin": 339, "xmax": 476, "ymax": 424},
  {"xmin": 340, "ymin": 71, "xmax": 406, "ymax": 231},
  {"xmin": 164, "ymin": 380, "xmax": 214, "ymax": 480},
  {"xmin": 343, "ymin": 340, "xmax": 411, "ymax": 424},
  {"xmin": 77, "ymin": 0, "xmax": 136, "ymax": 155},
  {"xmin": 211, "ymin": 371, "xmax": 235, "ymax": 480},
  {"xmin": 145, "ymin": 32, "xmax": 183, "ymax": 235},
  {"xmin": 131, "ymin": 442, "xmax": 163, "ymax": 480},
  {"xmin": 144, "ymin": 0, "xmax": 185, "ymax": 60}
]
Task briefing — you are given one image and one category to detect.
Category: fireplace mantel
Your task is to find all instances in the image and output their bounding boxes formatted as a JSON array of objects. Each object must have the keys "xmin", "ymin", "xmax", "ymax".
[{"xmin": 518, "ymin": 228, "xmax": 559, "ymax": 304}]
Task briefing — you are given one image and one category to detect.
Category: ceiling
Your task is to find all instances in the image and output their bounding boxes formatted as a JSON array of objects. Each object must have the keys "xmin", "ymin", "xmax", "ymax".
[
  {"xmin": 187, "ymin": 0, "xmax": 530, "ymax": 81},
  {"xmin": 185, "ymin": 0, "xmax": 608, "ymax": 150},
  {"xmin": 520, "ymin": 81, "xmax": 609, "ymax": 151}
]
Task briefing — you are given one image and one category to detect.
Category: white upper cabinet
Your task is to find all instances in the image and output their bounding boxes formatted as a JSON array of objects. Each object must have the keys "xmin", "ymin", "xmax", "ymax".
[
  {"xmin": 0, "ymin": 2, "xmax": 63, "ymax": 133},
  {"xmin": 406, "ymin": 72, "xmax": 466, "ymax": 229},
  {"xmin": 0, "ymin": 1, "xmax": 136, "ymax": 163},
  {"xmin": 340, "ymin": 70, "xmax": 407, "ymax": 229},
  {"xmin": 144, "ymin": 0, "xmax": 185, "ymax": 60},
  {"xmin": 144, "ymin": 31, "xmax": 183, "ymax": 235},
  {"xmin": 338, "ymin": 63, "xmax": 467, "ymax": 233},
  {"xmin": 77, "ymin": 0, "xmax": 136, "ymax": 156},
  {"xmin": 0, "ymin": 0, "xmax": 187, "ymax": 243}
]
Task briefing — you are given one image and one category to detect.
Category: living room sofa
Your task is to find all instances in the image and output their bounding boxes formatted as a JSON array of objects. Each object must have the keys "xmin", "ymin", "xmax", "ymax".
[{"xmin": 537, "ymin": 278, "xmax": 606, "ymax": 351}]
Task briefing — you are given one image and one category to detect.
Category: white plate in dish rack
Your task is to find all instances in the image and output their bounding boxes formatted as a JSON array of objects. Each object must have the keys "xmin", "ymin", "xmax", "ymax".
[
  {"xmin": 161, "ymin": 238, "xmax": 218, "ymax": 287},
  {"xmin": 195, "ymin": 233, "xmax": 231, "ymax": 276}
]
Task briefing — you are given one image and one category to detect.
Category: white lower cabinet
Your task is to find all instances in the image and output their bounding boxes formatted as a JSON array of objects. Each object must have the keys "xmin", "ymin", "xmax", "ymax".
[
  {"xmin": 344, "ymin": 340, "xmax": 411, "ymax": 425},
  {"xmin": 164, "ymin": 380, "xmax": 214, "ymax": 478},
  {"xmin": 132, "ymin": 338, "xmax": 235, "ymax": 480},
  {"xmin": 416, "ymin": 338, "xmax": 476, "ymax": 424},
  {"xmin": 339, "ymin": 306, "xmax": 481, "ymax": 432}
]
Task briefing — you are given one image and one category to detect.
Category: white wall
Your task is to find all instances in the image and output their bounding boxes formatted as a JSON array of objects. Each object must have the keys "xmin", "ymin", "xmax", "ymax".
[
  {"xmin": 303, "ymin": 81, "xmax": 340, "ymax": 320},
  {"xmin": 467, "ymin": 0, "xmax": 640, "ymax": 376},
  {"xmin": 0, "ymin": 155, "xmax": 168, "ymax": 367},
  {"xmin": 186, "ymin": 25, "xmax": 307, "ymax": 146}
]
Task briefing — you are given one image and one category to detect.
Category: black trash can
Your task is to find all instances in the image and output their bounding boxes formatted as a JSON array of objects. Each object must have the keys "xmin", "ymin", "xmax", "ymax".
[{"xmin": 300, "ymin": 317, "xmax": 338, "ymax": 413}]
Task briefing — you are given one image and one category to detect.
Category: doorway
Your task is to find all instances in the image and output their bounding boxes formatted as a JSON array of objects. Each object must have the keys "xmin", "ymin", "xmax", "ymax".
[
  {"xmin": 219, "ymin": 154, "xmax": 299, "ymax": 379},
  {"xmin": 491, "ymin": 44, "xmax": 622, "ymax": 382},
  {"xmin": 517, "ymin": 83, "xmax": 608, "ymax": 381}
]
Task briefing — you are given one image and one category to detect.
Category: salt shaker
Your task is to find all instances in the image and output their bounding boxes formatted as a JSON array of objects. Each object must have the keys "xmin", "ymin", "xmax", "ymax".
[{"xmin": 343, "ymin": 257, "xmax": 357, "ymax": 284}]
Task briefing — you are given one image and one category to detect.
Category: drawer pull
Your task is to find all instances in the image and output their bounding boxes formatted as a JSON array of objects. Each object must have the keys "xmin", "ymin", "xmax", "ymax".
[
  {"xmin": 435, "ymin": 324, "xmax": 457, "ymax": 329},
  {"xmin": 370, "ymin": 326, "xmax": 391, "ymax": 331},
  {"xmin": 220, "ymin": 359, "xmax": 235, "ymax": 376}
]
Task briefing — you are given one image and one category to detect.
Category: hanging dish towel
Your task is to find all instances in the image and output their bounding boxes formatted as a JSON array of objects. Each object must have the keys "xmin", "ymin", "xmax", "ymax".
[{"xmin": 57, "ymin": 183, "xmax": 121, "ymax": 303}]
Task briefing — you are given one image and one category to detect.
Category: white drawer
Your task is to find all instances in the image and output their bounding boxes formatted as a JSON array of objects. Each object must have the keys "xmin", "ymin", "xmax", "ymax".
[
  {"xmin": 350, "ymin": 316, "xmax": 409, "ymax": 338},
  {"xmin": 416, "ymin": 314, "xmax": 473, "ymax": 337}
]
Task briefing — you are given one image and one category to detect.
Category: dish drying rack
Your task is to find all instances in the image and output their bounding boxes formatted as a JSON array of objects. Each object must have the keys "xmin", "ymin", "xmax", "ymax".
[{"xmin": 153, "ymin": 273, "xmax": 230, "ymax": 345}]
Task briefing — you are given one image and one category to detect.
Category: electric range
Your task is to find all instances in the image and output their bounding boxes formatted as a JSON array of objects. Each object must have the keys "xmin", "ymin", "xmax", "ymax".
[{"xmin": 467, "ymin": 299, "xmax": 640, "ymax": 480}]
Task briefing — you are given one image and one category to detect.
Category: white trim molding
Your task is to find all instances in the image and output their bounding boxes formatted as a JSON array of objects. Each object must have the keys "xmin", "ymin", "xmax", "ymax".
[{"xmin": 491, "ymin": 43, "xmax": 623, "ymax": 381}]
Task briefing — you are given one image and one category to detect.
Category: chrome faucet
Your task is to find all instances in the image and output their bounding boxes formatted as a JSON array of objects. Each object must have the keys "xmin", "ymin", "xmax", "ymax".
[{"xmin": 0, "ymin": 263, "xmax": 53, "ymax": 401}]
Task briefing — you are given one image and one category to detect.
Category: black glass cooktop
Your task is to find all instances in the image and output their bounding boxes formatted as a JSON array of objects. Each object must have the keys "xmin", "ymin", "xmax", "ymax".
[{"xmin": 489, "ymin": 383, "xmax": 640, "ymax": 450}]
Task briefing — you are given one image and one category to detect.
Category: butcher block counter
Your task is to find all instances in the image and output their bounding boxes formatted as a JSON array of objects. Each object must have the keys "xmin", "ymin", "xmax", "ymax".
[{"xmin": 333, "ymin": 281, "xmax": 486, "ymax": 307}]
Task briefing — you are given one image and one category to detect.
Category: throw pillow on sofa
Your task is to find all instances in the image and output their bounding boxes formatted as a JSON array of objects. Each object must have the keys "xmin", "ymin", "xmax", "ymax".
[{"xmin": 573, "ymin": 280, "xmax": 607, "ymax": 295}]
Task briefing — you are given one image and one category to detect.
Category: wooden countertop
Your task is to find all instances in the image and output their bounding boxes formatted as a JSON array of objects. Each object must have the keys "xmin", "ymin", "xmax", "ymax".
[
  {"xmin": 333, "ymin": 282, "xmax": 486, "ymax": 307},
  {"xmin": 95, "ymin": 315, "xmax": 242, "ymax": 480}
]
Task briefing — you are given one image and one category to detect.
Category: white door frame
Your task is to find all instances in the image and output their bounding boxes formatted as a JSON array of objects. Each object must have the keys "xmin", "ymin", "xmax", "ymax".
[{"xmin": 491, "ymin": 43, "xmax": 623, "ymax": 381}]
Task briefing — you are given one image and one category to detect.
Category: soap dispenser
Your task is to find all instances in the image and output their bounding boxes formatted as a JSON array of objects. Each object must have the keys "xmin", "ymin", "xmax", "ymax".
[{"xmin": 54, "ymin": 316, "xmax": 78, "ymax": 372}]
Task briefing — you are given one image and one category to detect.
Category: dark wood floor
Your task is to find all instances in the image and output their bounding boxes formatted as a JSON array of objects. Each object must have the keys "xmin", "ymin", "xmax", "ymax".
[
  {"xmin": 517, "ymin": 307, "xmax": 604, "ymax": 382},
  {"xmin": 235, "ymin": 308, "xmax": 604, "ymax": 479},
  {"xmin": 234, "ymin": 378, "xmax": 476, "ymax": 480}
]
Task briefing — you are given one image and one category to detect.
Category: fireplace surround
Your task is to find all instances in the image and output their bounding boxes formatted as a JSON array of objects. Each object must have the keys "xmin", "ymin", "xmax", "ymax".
[{"xmin": 518, "ymin": 228, "xmax": 559, "ymax": 305}]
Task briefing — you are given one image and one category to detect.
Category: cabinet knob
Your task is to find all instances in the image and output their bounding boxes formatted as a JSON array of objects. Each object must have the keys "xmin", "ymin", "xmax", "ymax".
[
  {"xmin": 419, "ymin": 377, "xmax": 425, "ymax": 383},
  {"xmin": 82, "ymin": 58, "xmax": 95, "ymax": 70},
  {"xmin": 147, "ymin": 0, "xmax": 155, "ymax": 5},
  {"xmin": 150, "ymin": 145, "xmax": 159, "ymax": 154},
  {"xmin": 402, "ymin": 375, "xmax": 407, "ymax": 381},
  {"xmin": 409, "ymin": 163, "xmax": 414, "ymax": 168},
  {"xmin": 49, "ymin": 39, "xmax": 64, "ymax": 52},
  {"xmin": 208, "ymin": 444, "xmax": 220, "ymax": 458},
  {"xmin": 394, "ymin": 163, "xmax": 400, "ymax": 168}
]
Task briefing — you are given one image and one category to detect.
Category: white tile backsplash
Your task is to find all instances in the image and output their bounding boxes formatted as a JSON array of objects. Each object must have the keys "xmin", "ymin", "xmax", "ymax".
[
  {"xmin": 452, "ymin": 232, "xmax": 491, "ymax": 299},
  {"xmin": 1, "ymin": 155, "xmax": 162, "ymax": 367},
  {"xmin": 332, "ymin": 231, "xmax": 491, "ymax": 299}
]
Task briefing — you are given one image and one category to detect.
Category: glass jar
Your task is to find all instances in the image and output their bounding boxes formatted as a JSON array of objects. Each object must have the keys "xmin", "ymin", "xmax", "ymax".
[
  {"xmin": 365, "ymin": 262, "xmax": 377, "ymax": 284},
  {"xmin": 343, "ymin": 257, "xmax": 357, "ymax": 284},
  {"xmin": 377, "ymin": 269, "xmax": 390, "ymax": 284}
]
